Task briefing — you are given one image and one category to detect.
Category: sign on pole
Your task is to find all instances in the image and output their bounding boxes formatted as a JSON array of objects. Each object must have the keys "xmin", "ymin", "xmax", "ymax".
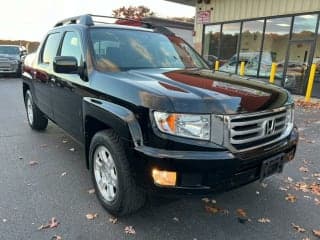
[{"xmin": 197, "ymin": 11, "xmax": 211, "ymax": 24}]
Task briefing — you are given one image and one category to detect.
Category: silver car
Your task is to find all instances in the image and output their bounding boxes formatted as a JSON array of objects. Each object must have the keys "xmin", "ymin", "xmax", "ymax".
[{"xmin": 0, "ymin": 45, "xmax": 27, "ymax": 77}]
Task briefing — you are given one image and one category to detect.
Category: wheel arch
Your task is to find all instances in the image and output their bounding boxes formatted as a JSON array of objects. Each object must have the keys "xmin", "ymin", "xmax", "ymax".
[
  {"xmin": 83, "ymin": 97, "xmax": 143, "ymax": 169},
  {"xmin": 22, "ymin": 82, "xmax": 30, "ymax": 100}
]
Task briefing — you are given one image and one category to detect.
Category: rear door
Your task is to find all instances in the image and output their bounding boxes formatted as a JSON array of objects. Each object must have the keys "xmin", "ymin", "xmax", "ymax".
[
  {"xmin": 51, "ymin": 31, "xmax": 86, "ymax": 141},
  {"xmin": 33, "ymin": 32, "xmax": 62, "ymax": 119}
]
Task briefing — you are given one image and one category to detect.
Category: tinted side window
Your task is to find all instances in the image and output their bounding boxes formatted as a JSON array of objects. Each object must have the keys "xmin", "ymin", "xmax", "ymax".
[
  {"xmin": 60, "ymin": 32, "xmax": 82, "ymax": 65},
  {"xmin": 41, "ymin": 33, "xmax": 61, "ymax": 64}
]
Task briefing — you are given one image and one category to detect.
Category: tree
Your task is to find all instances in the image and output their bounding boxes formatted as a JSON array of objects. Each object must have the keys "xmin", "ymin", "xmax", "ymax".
[{"xmin": 112, "ymin": 6, "xmax": 154, "ymax": 19}]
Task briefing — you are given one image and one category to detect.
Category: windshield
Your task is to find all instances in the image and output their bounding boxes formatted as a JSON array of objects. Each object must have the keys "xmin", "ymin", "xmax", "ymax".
[
  {"xmin": 89, "ymin": 28, "xmax": 208, "ymax": 72},
  {"xmin": 0, "ymin": 46, "xmax": 19, "ymax": 55}
]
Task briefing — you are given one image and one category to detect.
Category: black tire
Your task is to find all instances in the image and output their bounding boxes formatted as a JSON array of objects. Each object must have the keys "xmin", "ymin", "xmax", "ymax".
[
  {"xmin": 24, "ymin": 90, "xmax": 48, "ymax": 131},
  {"xmin": 15, "ymin": 69, "xmax": 22, "ymax": 78},
  {"xmin": 15, "ymin": 63, "xmax": 22, "ymax": 78},
  {"xmin": 89, "ymin": 130, "xmax": 146, "ymax": 216}
]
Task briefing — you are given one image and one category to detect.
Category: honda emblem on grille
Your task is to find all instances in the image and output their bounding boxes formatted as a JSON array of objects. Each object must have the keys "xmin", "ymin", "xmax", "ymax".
[{"xmin": 264, "ymin": 119, "xmax": 276, "ymax": 136}]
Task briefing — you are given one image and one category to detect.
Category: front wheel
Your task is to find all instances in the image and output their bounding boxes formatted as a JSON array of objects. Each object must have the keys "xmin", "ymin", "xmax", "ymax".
[
  {"xmin": 24, "ymin": 90, "xmax": 48, "ymax": 131},
  {"xmin": 89, "ymin": 130, "xmax": 146, "ymax": 216}
]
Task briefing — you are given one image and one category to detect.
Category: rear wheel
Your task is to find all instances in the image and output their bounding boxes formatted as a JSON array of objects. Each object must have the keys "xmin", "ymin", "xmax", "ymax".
[
  {"xmin": 24, "ymin": 90, "xmax": 48, "ymax": 130},
  {"xmin": 90, "ymin": 130, "xmax": 146, "ymax": 216}
]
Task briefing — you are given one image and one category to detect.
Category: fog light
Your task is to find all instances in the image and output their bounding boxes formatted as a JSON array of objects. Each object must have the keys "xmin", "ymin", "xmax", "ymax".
[{"xmin": 152, "ymin": 169, "xmax": 177, "ymax": 187}]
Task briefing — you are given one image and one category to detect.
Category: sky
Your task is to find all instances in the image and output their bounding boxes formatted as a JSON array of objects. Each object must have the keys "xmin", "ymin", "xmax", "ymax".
[{"xmin": 0, "ymin": 0, "xmax": 195, "ymax": 41}]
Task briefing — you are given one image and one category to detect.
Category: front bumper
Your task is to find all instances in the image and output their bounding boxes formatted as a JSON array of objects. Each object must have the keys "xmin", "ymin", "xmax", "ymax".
[
  {"xmin": 0, "ymin": 61, "xmax": 19, "ymax": 73},
  {"xmin": 134, "ymin": 126, "xmax": 298, "ymax": 195}
]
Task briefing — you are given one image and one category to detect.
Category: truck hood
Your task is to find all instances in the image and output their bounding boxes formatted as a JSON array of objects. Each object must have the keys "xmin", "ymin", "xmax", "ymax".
[
  {"xmin": 0, "ymin": 53, "xmax": 19, "ymax": 60},
  {"xmin": 92, "ymin": 69, "xmax": 290, "ymax": 114}
]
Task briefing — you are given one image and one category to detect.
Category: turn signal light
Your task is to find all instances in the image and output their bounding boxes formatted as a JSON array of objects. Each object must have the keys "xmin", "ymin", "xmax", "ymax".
[{"xmin": 152, "ymin": 169, "xmax": 177, "ymax": 187}]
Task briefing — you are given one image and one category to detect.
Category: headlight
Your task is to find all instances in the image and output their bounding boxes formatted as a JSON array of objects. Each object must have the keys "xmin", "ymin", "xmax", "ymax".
[
  {"xmin": 153, "ymin": 111, "xmax": 210, "ymax": 140},
  {"xmin": 285, "ymin": 106, "xmax": 294, "ymax": 125}
]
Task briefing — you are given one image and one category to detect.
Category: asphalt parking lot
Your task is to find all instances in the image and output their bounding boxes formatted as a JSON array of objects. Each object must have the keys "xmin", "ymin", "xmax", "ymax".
[{"xmin": 0, "ymin": 77, "xmax": 320, "ymax": 240}]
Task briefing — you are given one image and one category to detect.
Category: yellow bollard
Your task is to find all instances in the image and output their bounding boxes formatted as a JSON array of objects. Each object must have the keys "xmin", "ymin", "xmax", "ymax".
[
  {"xmin": 214, "ymin": 60, "xmax": 220, "ymax": 71},
  {"xmin": 269, "ymin": 63, "xmax": 277, "ymax": 84},
  {"xmin": 240, "ymin": 61, "xmax": 245, "ymax": 76},
  {"xmin": 305, "ymin": 63, "xmax": 317, "ymax": 102}
]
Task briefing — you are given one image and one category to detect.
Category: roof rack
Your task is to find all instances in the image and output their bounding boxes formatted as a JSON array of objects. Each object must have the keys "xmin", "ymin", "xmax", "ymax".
[
  {"xmin": 53, "ymin": 14, "xmax": 176, "ymax": 36},
  {"xmin": 54, "ymin": 14, "xmax": 151, "ymax": 27},
  {"xmin": 54, "ymin": 15, "xmax": 94, "ymax": 27}
]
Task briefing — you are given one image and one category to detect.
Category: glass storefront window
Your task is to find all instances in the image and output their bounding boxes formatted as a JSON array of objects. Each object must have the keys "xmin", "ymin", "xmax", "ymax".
[
  {"xmin": 239, "ymin": 20, "xmax": 264, "ymax": 77},
  {"xmin": 203, "ymin": 24, "xmax": 221, "ymax": 66},
  {"xmin": 260, "ymin": 17, "xmax": 291, "ymax": 83},
  {"xmin": 292, "ymin": 14, "xmax": 318, "ymax": 40},
  {"xmin": 313, "ymin": 21, "xmax": 320, "ymax": 98},
  {"xmin": 219, "ymin": 22, "xmax": 241, "ymax": 74}
]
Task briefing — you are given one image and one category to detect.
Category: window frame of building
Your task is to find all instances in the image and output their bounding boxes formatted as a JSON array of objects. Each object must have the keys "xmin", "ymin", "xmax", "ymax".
[{"xmin": 202, "ymin": 11, "xmax": 320, "ymax": 96}]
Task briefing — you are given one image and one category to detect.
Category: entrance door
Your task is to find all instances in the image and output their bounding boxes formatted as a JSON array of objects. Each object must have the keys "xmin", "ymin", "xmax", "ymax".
[{"xmin": 284, "ymin": 41, "xmax": 314, "ymax": 95}]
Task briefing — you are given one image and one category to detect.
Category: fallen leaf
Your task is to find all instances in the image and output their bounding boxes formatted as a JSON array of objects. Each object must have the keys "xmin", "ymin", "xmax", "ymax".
[
  {"xmin": 306, "ymin": 140, "xmax": 316, "ymax": 144},
  {"xmin": 286, "ymin": 177, "xmax": 294, "ymax": 183},
  {"xmin": 172, "ymin": 217, "xmax": 179, "ymax": 222},
  {"xmin": 205, "ymin": 205, "xmax": 219, "ymax": 214},
  {"xmin": 291, "ymin": 223, "xmax": 306, "ymax": 233},
  {"xmin": 124, "ymin": 226, "xmax": 136, "ymax": 235},
  {"xmin": 220, "ymin": 209, "xmax": 229, "ymax": 216},
  {"xmin": 236, "ymin": 208, "xmax": 247, "ymax": 217},
  {"xmin": 60, "ymin": 172, "xmax": 67, "ymax": 177},
  {"xmin": 295, "ymin": 182, "xmax": 309, "ymax": 192},
  {"xmin": 303, "ymin": 159, "xmax": 310, "ymax": 165},
  {"xmin": 310, "ymin": 183, "xmax": 320, "ymax": 196},
  {"xmin": 201, "ymin": 198, "xmax": 210, "ymax": 203},
  {"xmin": 285, "ymin": 193, "xmax": 297, "ymax": 203},
  {"xmin": 299, "ymin": 166, "xmax": 309, "ymax": 173},
  {"xmin": 69, "ymin": 148, "xmax": 75, "ymax": 152},
  {"xmin": 261, "ymin": 183, "xmax": 268, "ymax": 188},
  {"xmin": 257, "ymin": 218, "xmax": 271, "ymax": 223},
  {"xmin": 109, "ymin": 217, "xmax": 118, "ymax": 224},
  {"xmin": 40, "ymin": 144, "xmax": 48, "ymax": 148},
  {"xmin": 279, "ymin": 186, "xmax": 289, "ymax": 191},
  {"xmin": 236, "ymin": 209, "xmax": 250, "ymax": 224},
  {"xmin": 86, "ymin": 213, "xmax": 98, "ymax": 220},
  {"xmin": 313, "ymin": 229, "xmax": 320, "ymax": 238},
  {"xmin": 88, "ymin": 189, "xmax": 95, "ymax": 194},
  {"xmin": 29, "ymin": 160, "xmax": 39, "ymax": 166},
  {"xmin": 304, "ymin": 195, "xmax": 312, "ymax": 199},
  {"xmin": 38, "ymin": 217, "xmax": 59, "ymax": 230},
  {"xmin": 295, "ymin": 99, "xmax": 320, "ymax": 110},
  {"xmin": 51, "ymin": 235, "xmax": 62, "ymax": 240}
]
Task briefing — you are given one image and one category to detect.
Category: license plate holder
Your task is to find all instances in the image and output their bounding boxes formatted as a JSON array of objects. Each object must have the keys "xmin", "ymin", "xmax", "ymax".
[{"xmin": 260, "ymin": 154, "xmax": 284, "ymax": 181}]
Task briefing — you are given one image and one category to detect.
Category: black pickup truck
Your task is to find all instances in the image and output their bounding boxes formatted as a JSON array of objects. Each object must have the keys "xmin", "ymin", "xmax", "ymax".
[{"xmin": 22, "ymin": 15, "xmax": 298, "ymax": 216}]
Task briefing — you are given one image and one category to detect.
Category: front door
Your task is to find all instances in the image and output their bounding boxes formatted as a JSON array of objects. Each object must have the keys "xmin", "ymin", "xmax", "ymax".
[
  {"xmin": 283, "ymin": 41, "xmax": 314, "ymax": 95},
  {"xmin": 34, "ymin": 32, "xmax": 62, "ymax": 119},
  {"xmin": 51, "ymin": 31, "xmax": 85, "ymax": 142}
]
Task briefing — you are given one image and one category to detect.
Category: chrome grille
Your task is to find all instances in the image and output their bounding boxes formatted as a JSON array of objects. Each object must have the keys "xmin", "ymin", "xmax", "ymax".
[{"xmin": 227, "ymin": 109, "xmax": 288, "ymax": 150}]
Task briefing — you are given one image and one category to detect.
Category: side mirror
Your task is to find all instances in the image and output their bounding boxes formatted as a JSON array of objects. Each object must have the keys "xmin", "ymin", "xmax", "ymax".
[{"xmin": 53, "ymin": 56, "xmax": 78, "ymax": 74}]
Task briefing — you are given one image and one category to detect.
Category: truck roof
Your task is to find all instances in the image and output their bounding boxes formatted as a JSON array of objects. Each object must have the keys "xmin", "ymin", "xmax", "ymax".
[{"xmin": 53, "ymin": 14, "xmax": 173, "ymax": 35}]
